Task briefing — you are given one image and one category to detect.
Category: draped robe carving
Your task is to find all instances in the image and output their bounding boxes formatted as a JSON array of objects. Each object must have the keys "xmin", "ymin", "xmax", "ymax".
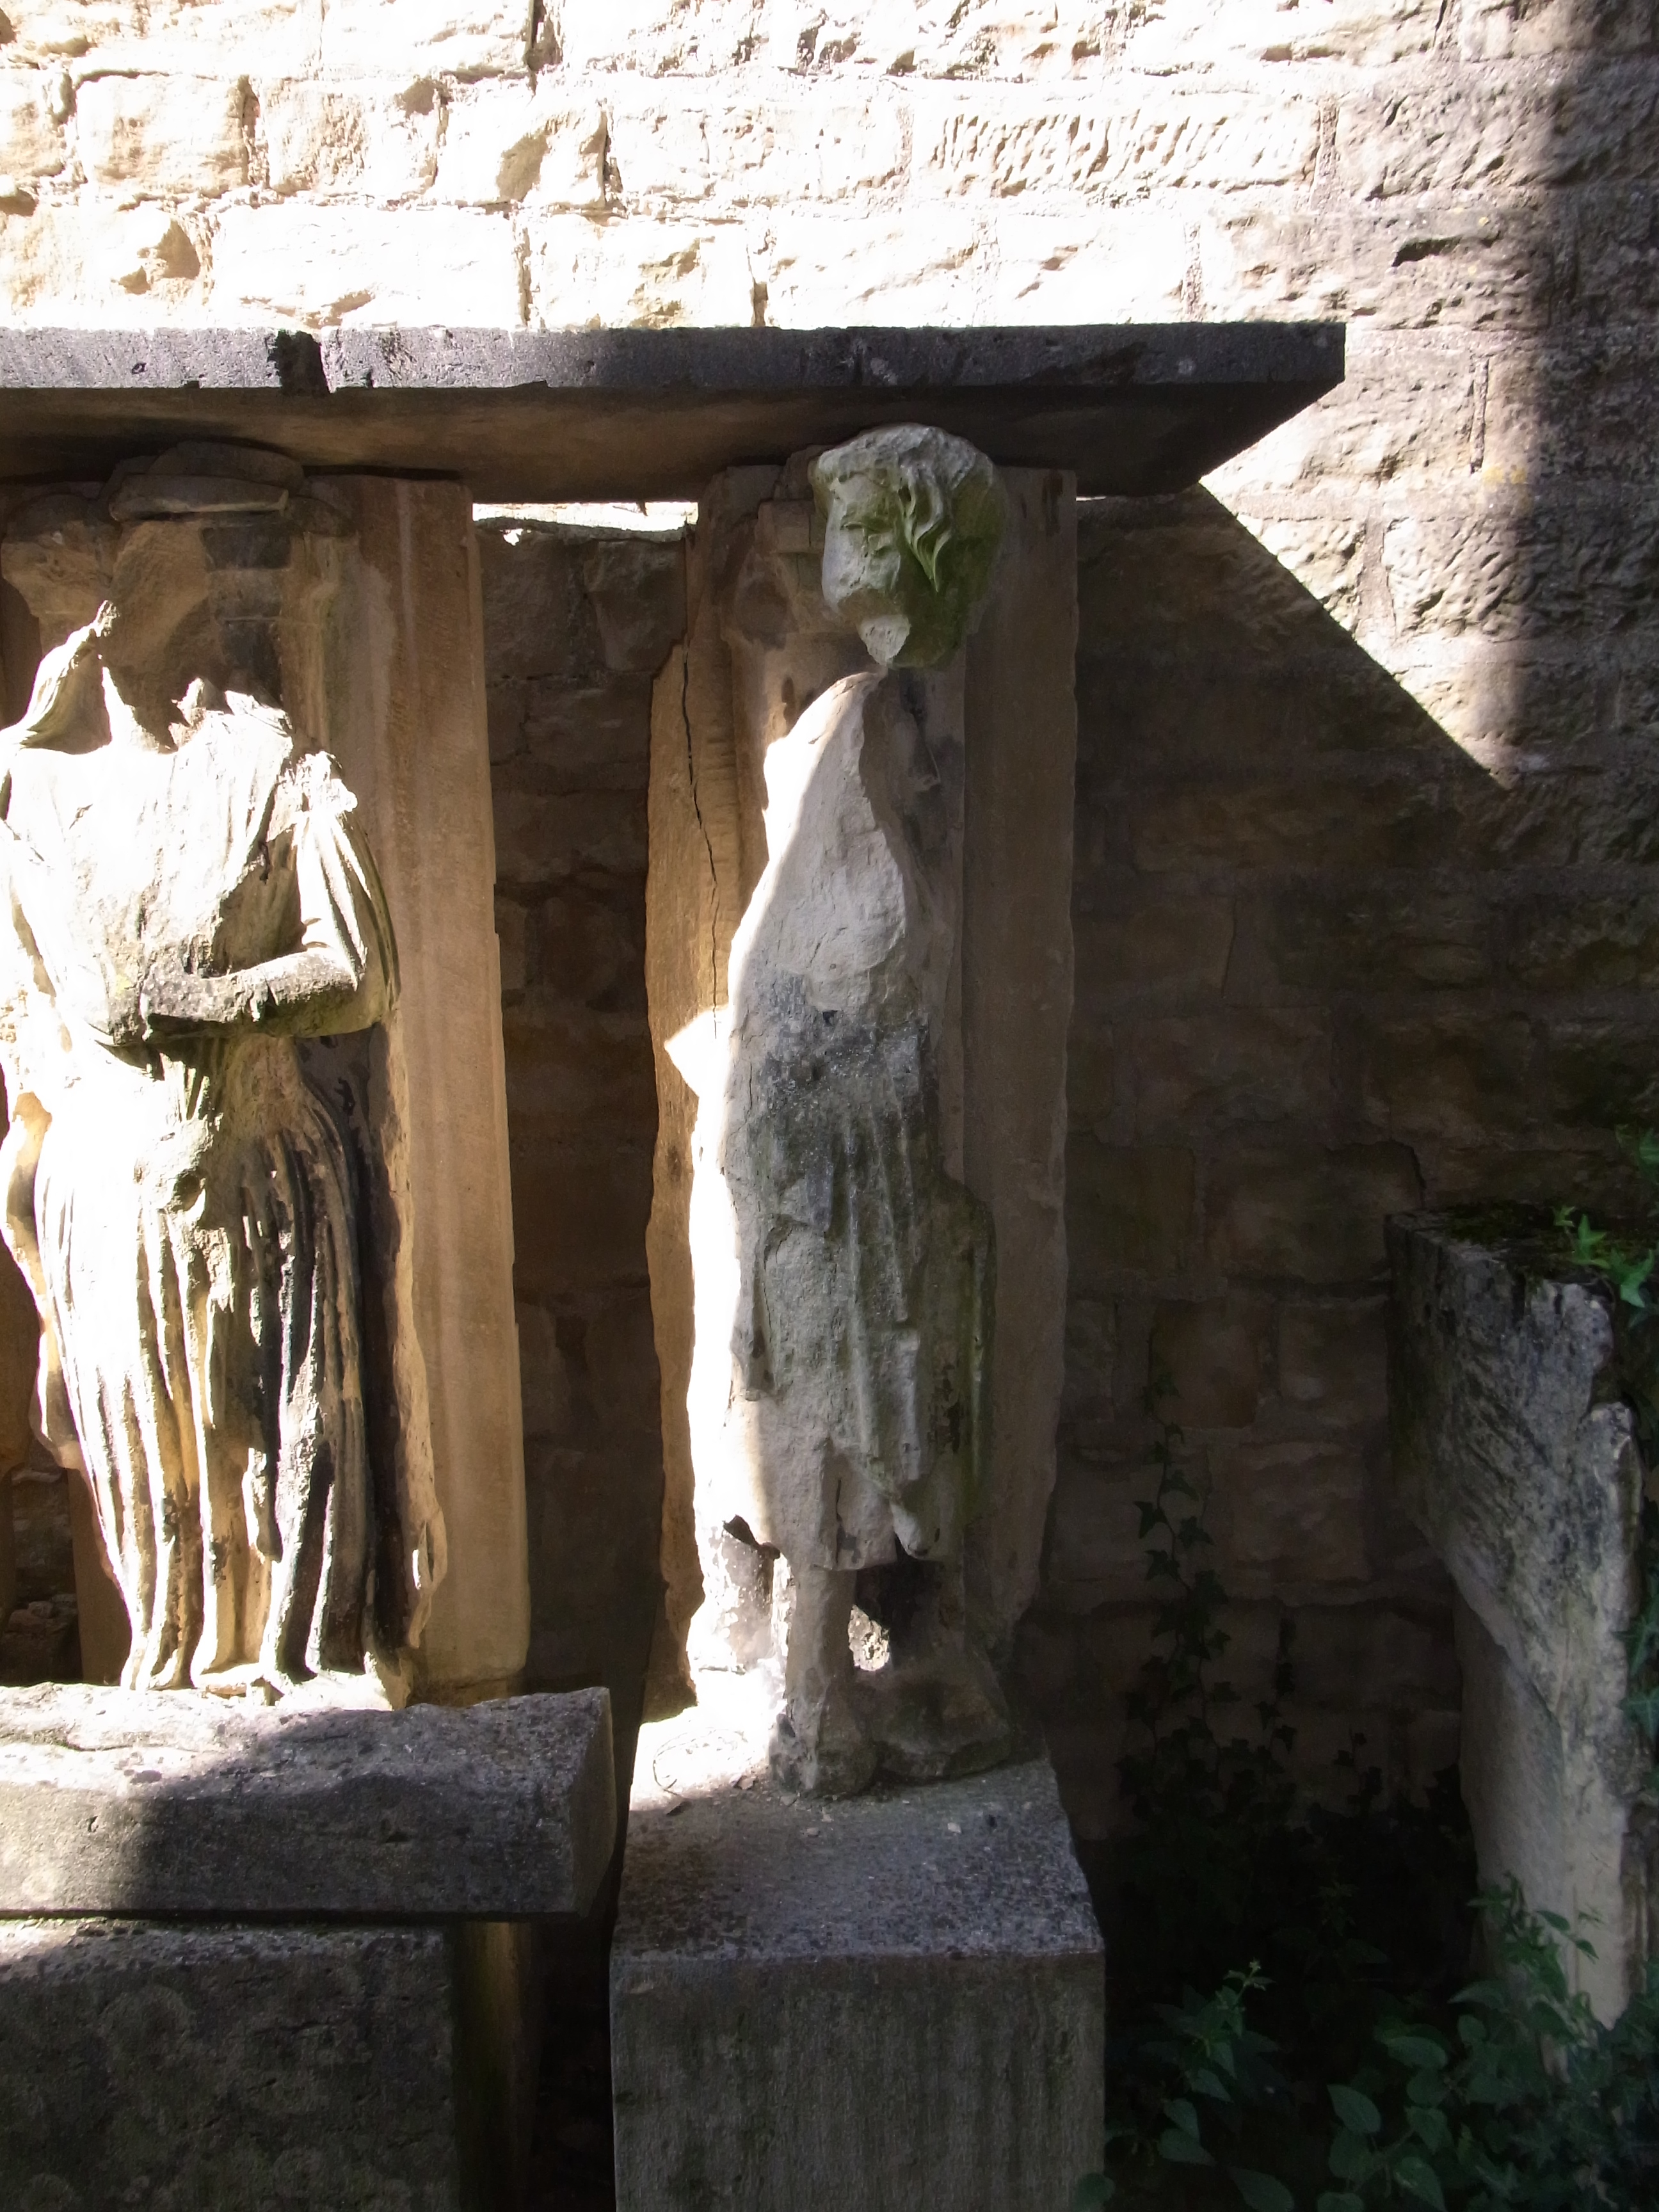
[{"xmin": 0, "ymin": 620, "xmax": 445, "ymax": 1699}]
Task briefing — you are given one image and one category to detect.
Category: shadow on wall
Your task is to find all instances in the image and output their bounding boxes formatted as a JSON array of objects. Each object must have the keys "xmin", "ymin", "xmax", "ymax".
[
  {"xmin": 1027, "ymin": 0, "xmax": 1659, "ymax": 1844},
  {"xmin": 1027, "ymin": 468, "xmax": 1659, "ymax": 1847}
]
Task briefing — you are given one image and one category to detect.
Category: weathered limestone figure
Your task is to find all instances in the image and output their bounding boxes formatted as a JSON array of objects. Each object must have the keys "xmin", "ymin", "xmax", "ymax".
[
  {"xmin": 0, "ymin": 453, "xmax": 449, "ymax": 1703},
  {"xmin": 627, "ymin": 426, "xmax": 1093, "ymax": 2208},
  {"xmin": 666, "ymin": 428, "xmax": 1022, "ymax": 1793},
  {"xmin": 1390, "ymin": 1211, "xmax": 1658, "ymax": 2023}
]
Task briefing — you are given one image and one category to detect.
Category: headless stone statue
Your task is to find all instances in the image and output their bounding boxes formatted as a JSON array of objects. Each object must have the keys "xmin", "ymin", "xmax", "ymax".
[
  {"xmin": 680, "ymin": 426, "xmax": 1013, "ymax": 1793},
  {"xmin": 0, "ymin": 458, "xmax": 445, "ymax": 1703}
]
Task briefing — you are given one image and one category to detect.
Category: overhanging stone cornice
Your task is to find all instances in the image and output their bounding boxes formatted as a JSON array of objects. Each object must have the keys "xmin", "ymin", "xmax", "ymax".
[{"xmin": 0, "ymin": 321, "xmax": 1343, "ymax": 501}]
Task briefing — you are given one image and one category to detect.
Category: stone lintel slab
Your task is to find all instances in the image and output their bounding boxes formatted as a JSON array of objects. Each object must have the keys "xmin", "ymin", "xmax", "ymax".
[
  {"xmin": 611, "ymin": 1751, "xmax": 1105, "ymax": 2211},
  {"xmin": 0, "ymin": 323, "xmax": 1343, "ymax": 501},
  {"xmin": 0, "ymin": 1684, "xmax": 616, "ymax": 1919}
]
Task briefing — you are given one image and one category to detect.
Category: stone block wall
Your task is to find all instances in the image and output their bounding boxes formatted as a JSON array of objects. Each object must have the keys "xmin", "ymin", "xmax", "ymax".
[{"xmin": 479, "ymin": 516, "xmax": 684, "ymax": 1738}]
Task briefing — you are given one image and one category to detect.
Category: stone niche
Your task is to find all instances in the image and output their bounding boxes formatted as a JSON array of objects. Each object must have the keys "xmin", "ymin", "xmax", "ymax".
[
  {"xmin": 645, "ymin": 439, "xmax": 1078, "ymax": 1764},
  {"xmin": 616, "ymin": 428, "xmax": 1103, "ymax": 2211},
  {"xmin": 0, "ymin": 447, "xmax": 599, "ymax": 2210},
  {"xmin": 0, "ymin": 447, "xmax": 528, "ymax": 1701},
  {"xmin": 1390, "ymin": 1210, "xmax": 1658, "ymax": 2023}
]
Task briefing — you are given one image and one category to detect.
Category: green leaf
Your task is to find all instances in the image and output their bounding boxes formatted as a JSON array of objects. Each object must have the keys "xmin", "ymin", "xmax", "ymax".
[
  {"xmin": 1328, "ymin": 2084, "xmax": 1382, "ymax": 2135},
  {"xmin": 1394, "ymin": 2153, "xmax": 1447, "ymax": 2210},
  {"xmin": 1158, "ymin": 2128, "xmax": 1215, "ymax": 2167},
  {"xmin": 1190, "ymin": 2067, "xmax": 1230, "ymax": 2102},
  {"xmin": 1379, "ymin": 2033, "xmax": 1447, "ymax": 2072},
  {"xmin": 1164, "ymin": 2098, "xmax": 1201, "ymax": 2139},
  {"xmin": 1327, "ymin": 2131, "xmax": 1370, "ymax": 2184},
  {"xmin": 1230, "ymin": 2168, "xmax": 1295, "ymax": 2212},
  {"xmin": 1071, "ymin": 2177, "xmax": 1114, "ymax": 2210},
  {"xmin": 1408, "ymin": 2105, "xmax": 1452, "ymax": 2154},
  {"xmin": 1316, "ymin": 2199, "xmax": 1364, "ymax": 2212}
]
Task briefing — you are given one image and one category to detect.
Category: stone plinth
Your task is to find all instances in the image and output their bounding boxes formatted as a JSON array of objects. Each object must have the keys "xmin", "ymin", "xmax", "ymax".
[
  {"xmin": 1388, "ymin": 1211, "xmax": 1656, "ymax": 2022},
  {"xmin": 0, "ymin": 1684, "xmax": 614, "ymax": 1917},
  {"xmin": 611, "ymin": 1701, "xmax": 1104, "ymax": 2212},
  {"xmin": 0, "ymin": 1687, "xmax": 618, "ymax": 2209}
]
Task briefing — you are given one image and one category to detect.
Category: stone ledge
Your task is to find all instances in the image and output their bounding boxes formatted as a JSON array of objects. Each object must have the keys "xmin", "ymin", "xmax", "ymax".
[
  {"xmin": 0, "ymin": 322, "xmax": 1343, "ymax": 501},
  {"xmin": 0, "ymin": 1684, "xmax": 616, "ymax": 1919}
]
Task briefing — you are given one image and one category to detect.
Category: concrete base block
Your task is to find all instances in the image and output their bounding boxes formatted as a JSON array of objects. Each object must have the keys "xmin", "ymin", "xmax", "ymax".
[
  {"xmin": 0, "ymin": 1916, "xmax": 546, "ymax": 2211},
  {"xmin": 1, "ymin": 1919, "xmax": 462, "ymax": 2210},
  {"xmin": 0, "ymin": 1686, "xmax": 617, "ymax": 2207},
  {"xmin": 611, "ymin": 1743, "xmax": 1104, "ymax": 2212}
]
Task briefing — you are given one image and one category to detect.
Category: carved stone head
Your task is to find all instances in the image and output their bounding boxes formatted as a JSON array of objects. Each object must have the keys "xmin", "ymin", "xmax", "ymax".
[{"xmin": 810, "ymin": 424, "xmax": 1006, "ymax": 671}]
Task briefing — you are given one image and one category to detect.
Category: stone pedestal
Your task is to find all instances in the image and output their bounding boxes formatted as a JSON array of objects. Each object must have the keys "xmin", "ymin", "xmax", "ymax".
[
  {"xmin": 611, "ymin": 1695, "xmax": 1104, "ymax": 2212},
  {"xmin": 1389, "ymin": 1210, "xmax": 1656, "ymax": 2021},
  {"xmin": 0, "ymin": 1686, "xmax": 618, "ymax": 2209}
]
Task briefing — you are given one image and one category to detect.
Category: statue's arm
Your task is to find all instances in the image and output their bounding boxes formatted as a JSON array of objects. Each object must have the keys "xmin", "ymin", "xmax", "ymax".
[{"xmin": 138, "ymin": 754, "xmax": 397, "ymax": 1043}]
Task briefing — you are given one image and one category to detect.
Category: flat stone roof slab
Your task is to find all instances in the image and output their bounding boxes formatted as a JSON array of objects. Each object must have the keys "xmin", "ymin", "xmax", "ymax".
[
  {"xmin": 0, "ymin": 322, "xmax": 1342, "ymax": 500},
  {"xmin": 0, "ymin": 1683, "xmax": 616, "ymax": 1919}
]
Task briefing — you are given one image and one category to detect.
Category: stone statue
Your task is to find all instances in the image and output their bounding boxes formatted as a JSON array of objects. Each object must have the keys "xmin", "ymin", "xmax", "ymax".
[
  {"xmin": 0, "ymin": 456, "xmax": 445, "ymax": 1703},
  {"xmin": 679, "ymin": 426, "xmax": 1013, "ymax": 1793}
]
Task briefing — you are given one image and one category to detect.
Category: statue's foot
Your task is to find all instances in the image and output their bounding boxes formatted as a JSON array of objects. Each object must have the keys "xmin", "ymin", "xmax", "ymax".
[
  {"xmin": 864, "ymin": 1637, "xmax": 1013, "ymax": 1783},
  {"xmin": 769, "ymin": 1677, "xmax": 878, "ymax": 1798}
]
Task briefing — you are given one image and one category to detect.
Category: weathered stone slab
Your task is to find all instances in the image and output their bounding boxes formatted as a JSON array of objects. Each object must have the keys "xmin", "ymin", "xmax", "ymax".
[
  {"xmin": 1388, "ymin": 1210, "xmax": 1654, "ymax": 2021},
  {"xmin": 0, "ymin": 323, "xmax": 1343, "ymax": 502},
  {"xmin": 316, "ymin": 477, "xmax": 531, "ymax": 1701},
  {"xmin": 611, "ymin": 1734, "xmax": 1104, "ymax": 2211},
  {"xmin": 0, "ymin": 1684, "xmax": 616, "ymax": 1919},
  {"xmin": 0, "ymin": 1919, "xmax": 471, "ymax": 2211}
]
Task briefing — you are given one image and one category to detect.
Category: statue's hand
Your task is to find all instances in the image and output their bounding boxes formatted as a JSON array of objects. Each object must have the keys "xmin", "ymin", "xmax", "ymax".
[{"xmin": 102, "ymin": 973, "xmax": 148, "ymax": 1052}]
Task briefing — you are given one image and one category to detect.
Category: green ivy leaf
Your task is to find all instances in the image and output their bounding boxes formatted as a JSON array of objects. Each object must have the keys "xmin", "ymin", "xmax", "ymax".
[
  {"xmin": 1408, "ymin": 2104, "xmax": 1452, "ymax": 2153},
  {"xmin": 1379, "ymin": 2033, "xmax": 1447, "ymax": 2072},
  {"xmin": 1164, "ymin": 2098, "xmax": 1201, "ymax": 2139},
  {"xmin": 1328, "ymin": 2084, "xmax": 1382, "ymax": 2135},
  {"xmin": 1393, "ymin": 2152, "xmax": 1447, "ymax": 2210},
  {"xmin": 1158, "ymin": 2128, "xmax": 1215, "ymax": 2167},
  {"xmin": 1327, "ymin": 2130, "xmax": 1374, "ymax": 2184},
  {"xmin": 1190, "ymin": 2067, "xmax": 1230, "ymax": 2102},
  {"xmin": 1230, "ymin": 2167, "xmax": 1295, "ymax": 2212}
]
